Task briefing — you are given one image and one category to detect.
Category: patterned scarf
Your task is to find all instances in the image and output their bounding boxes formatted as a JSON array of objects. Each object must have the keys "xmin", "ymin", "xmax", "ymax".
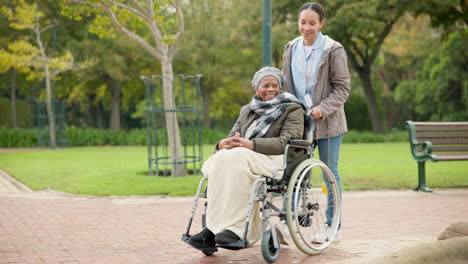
[{"xmin": 244, "ymin": 92, "xmax": 301, "ymax": 139}]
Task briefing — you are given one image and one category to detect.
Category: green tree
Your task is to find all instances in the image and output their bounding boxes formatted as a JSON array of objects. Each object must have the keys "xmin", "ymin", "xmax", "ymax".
[
  {"xmin": 175, "ymin": 0, "xmax": 262, "ymax": 128},
  {"xmin": 377, "ymin": 14, "xmax": 440, "ymax": 128},
  {"xmin": 0, "ymin": 3, "xmax": 18, "ymax": 128},
  {"xmin": 63, "ymin": 0, "xmax": 187, "ymax": 176},
  {"xmin": 410, "ymin": 0, "xmax": 467, "ymax": 30},
  {"xmin": 395, "ymin": 29, "xmax": 468, "ymax": 121},
  {"xmin": 325, "ymin": 0, "xmax": 466, "ymax": 131},
  {"xmin": 0, "ymin": 1, "xmax": 37, "ymax": 129},
  {"xmin": 0, "ymin": 0, "xmax": 92, "ymax": 147},
  {"xmin": 62, "ymin": 36, "xmax": 154, "ymax": 130},
  {"xmin": 391, "ymin": 0, "xmax": 467, "ymax": 123},
  {"xmin": 323, "ymin": 0, "xmax": 412, "ymax": 133}
]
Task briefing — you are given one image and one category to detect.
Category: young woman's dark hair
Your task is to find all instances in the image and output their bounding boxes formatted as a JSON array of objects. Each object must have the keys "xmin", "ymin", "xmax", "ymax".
[{"xmin": 298, "ymin": 2, "xmax": 325, "ymax": 22}]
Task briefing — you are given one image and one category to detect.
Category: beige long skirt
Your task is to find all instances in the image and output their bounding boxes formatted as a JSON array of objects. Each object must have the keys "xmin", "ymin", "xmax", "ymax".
[{"xmin": 201, "ymin": 147, "xmax": 284, "ymax": 245}]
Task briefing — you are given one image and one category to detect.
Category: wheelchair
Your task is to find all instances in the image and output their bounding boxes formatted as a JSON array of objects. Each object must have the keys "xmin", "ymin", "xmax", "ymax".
[{"xmin": 181, "ymin": 139, "xmax": 342, "ymax": 263}]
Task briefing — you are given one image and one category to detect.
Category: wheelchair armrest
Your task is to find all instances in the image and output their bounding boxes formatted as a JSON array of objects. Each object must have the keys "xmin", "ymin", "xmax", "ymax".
[
  {"xmin": 288, "ymin": 139, "xmax": 311, "ymax": 149},
  {"xmin": 276, "ymin": 140, "xmax": 313, "ymax": 180}
]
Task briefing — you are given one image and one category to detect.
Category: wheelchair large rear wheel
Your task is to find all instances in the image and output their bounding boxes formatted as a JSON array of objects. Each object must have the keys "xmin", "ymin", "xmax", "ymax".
[{"xmin": 286, "ymin": 159, "xmax": 341, "ymax": 255}]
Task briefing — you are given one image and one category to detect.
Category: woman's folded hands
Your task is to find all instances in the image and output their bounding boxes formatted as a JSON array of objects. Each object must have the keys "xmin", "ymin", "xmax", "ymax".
[{"xmin": 219, "ymin": 132, "xmax": 254, "ymax": 150}]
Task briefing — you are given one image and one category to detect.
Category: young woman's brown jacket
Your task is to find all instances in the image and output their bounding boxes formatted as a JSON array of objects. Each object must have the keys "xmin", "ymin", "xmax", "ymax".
[{"xmin": 282, "ymin": 36, "xmax": 350, "ymax": 139}]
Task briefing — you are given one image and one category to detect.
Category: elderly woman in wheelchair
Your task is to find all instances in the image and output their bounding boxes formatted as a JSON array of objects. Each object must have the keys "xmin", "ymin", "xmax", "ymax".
[{"xmin": 182, "ymin": 67, "xmax": 341, "ymax": 263}]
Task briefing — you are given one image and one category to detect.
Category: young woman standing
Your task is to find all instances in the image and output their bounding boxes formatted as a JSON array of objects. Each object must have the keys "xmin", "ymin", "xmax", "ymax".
[{"xmin": 282, "ymin": 2, "xmax": 350, "ymax": 243}]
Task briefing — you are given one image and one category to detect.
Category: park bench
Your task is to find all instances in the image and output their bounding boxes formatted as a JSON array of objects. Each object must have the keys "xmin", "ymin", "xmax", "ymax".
[{"xmin": 406, "ymin": 121, "xmax": 468, "ymax": 192}]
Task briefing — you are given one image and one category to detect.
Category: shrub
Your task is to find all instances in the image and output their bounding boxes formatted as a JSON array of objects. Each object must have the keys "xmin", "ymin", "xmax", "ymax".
[
  {"xmin": 343, "ymin": 130, "xmax": 408, "ymax": 143},
  {"xmin": 65, "ymin": 127, "xmax": 135, "ymax": 146},
  {"xmin": 0, "ymin": 127, "xmax": 37, "ymax": 147},
  {"xmin": 0, "ymin": 127, "xmax": 409, "ymax": 148},
  {"xmin": 345, "ymin": 94, "xmax": 373, "ymax": 131}
]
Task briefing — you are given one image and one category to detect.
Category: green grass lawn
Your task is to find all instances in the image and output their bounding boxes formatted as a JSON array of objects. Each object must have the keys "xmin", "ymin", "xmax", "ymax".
[
  {"xmin": 0, "ymin": 143, "xmax": 467, "ymax": 196},
  {"xmin": 340, "ymin": 143, "xmax": 468, "ymax": 190}
]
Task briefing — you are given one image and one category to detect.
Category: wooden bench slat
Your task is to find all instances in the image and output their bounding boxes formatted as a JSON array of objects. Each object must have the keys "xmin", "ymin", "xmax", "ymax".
[
  {"xmin": 417, "ymin": 138, "xmax": 468, "ymax": 144},
  {"xmin": 415, "ymin": 132, "xmax": 468, "ymax": 138},
  {"xmin": 433, "ymin": 145, "xmax": 468, "ymax": 152},
  {"xmin": 413, "ymin": 122, "xmax": 468, "ymax": 126},
  {"xmin": 434, "ymin": 153, "xmax": 468, "ymax": 161},
  {"xmin": 415, "ymin": 125, "xmax": 468, "ymax": 131}
]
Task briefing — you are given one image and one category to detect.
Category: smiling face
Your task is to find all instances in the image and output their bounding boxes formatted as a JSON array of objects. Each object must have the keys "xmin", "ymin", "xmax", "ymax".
[
  {"xmin": 298, "ymin": 9, "xmax": 324, "ymax": 46},
  {"xmin": 256, "ymin": 76, "xmax": 280, "ymax": 101}
]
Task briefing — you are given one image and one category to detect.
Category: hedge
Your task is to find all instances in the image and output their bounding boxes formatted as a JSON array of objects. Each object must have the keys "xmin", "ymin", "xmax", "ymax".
[{"xmin": 0, "ymin": 127, "xmax": 408, "ymax": 148}]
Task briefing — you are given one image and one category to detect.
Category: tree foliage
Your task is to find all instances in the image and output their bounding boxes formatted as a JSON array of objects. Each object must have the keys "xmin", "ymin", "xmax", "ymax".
[
  {"xmin": 0, "ymin": 1, "xmax": 92, "ymax": 77},
  {"xmin": 374, "ymin": 14, "xmax": 440, "ymax": 128},
  {"xmin": 410, "ymin": 0, "xmax": 467, "ymax": 30},
  {"xmin": 395, "ymin": 28, "xmax": 468, "ymax": 121},
  {"xmin": 322, "ymin": 0, "xmax": 411, "ymax": 133},
  {"xmin": 0, "ymin": 0, "xmax": 93, "ymax": 147},
  {"xmin": 174, "ymin": 0, "xmax": 263, "ymax": 126},
  {"xmin": 61, "ymin": 0, "xmax": 184, "ymax": 61},
  {"xmin": 0, "ymin": 0, "xmax": 466, "ymax": 137},
  {"xmin": 62, "ymin": 0, "xmax": 189, "ymax": 176}
]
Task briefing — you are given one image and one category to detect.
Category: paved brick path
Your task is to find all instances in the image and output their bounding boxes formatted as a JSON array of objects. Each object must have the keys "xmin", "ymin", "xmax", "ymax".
[{"xmin": 1, "ymin": 188, "xmax": 467, "ymax": 264}]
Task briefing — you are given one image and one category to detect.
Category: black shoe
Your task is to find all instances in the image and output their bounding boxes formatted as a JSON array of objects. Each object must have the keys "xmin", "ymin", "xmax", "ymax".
[
  {"xmin": 215, "ymin": 229, "xmax": 241, "ymax": 244},
  {"xmin": 187, "ymin": 228, "xmax": 216, "ymax": 250}
]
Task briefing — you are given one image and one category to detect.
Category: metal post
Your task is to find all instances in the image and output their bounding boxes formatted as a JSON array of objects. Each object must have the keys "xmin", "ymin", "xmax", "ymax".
[{"xmin": 262, "ymin": 0, "xmax": 272, "ymax": 67}]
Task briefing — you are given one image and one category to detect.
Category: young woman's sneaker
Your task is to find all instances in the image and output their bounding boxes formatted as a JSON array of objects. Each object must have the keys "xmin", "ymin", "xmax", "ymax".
[{"xmin": 311, "ymin": 224, "xmax": 341, "ymax": 244}]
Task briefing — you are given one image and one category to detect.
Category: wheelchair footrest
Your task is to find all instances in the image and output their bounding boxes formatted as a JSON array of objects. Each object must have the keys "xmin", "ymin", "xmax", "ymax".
[{"xmin": 215, "ymin": 240, "xmax": 247, "ymax": 250}]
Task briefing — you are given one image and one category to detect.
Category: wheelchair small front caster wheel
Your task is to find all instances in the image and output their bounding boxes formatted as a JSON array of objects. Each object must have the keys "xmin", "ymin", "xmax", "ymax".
[
  {"xmin": 261, "ymin": 229, "xmax": 280, "ymax": 263},
  {"xmin": 202, "ymin": 250, "xmax": 216, "ymax": 256}
]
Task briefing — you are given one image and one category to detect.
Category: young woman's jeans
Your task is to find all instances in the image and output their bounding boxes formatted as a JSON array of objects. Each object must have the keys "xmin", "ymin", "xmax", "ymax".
[{"xmin": 318, "ymin": 134, "xmax": 343, "ymax": 228}]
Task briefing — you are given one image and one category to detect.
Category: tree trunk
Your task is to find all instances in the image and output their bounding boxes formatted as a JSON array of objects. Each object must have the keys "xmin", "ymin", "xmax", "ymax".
[
  {"xmin": 11, "ymin": 69, "xmax": 17, "ymax": 129},
  {"xmin": 85, "ymin": 101, "xmax": 93, "ymax": 127},
  {"xmin": 109, "ymin": 79, "xmax": 121, "ymax": 130},
  {"xmin": 357, "ymin": 66, "xmax": 385, "ymax": 133},
  {"xmin": 161, "ymin": 58, "xmax": 187, "ymax": 177},
  {"xmin": 95, "ymin": 102, "xmax": 105, "ymax": 129},
  {"xmin": 44, "ymin": 65, "xmax": 57, "ymax": 148},
  {"xmin": 383, "ymin": 82, "xmax": 394, "ymax": 131}
]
